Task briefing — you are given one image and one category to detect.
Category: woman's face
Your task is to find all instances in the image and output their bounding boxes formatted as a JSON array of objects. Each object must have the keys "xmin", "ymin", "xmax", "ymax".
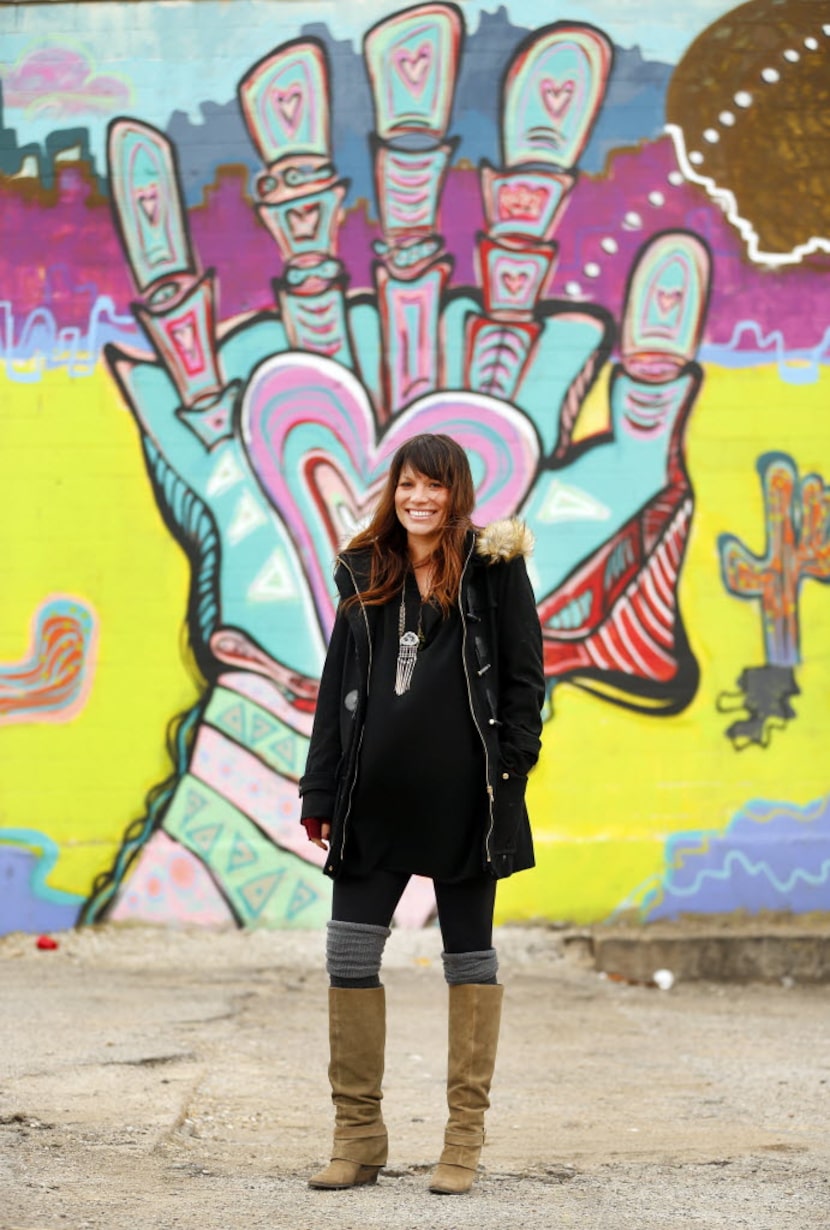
[{"xmin": 394, "ymin": 464, "xmax": 450, "ymax": 552}]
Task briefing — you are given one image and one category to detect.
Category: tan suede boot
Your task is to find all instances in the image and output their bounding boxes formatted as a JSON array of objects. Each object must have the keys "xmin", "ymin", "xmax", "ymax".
[
  {"xmin": 429, "ymin": 982, "xmax": 503, "ymax": 1195},
  {"xmin": 308, "ymin": 986, "xmax": 388, "ymax": 1189}
]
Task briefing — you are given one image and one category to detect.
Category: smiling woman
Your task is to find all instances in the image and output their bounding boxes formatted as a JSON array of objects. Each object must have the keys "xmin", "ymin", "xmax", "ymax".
[{"xmin": 297, "ymin": 430, "xmax": 546, "ymax": 1194}]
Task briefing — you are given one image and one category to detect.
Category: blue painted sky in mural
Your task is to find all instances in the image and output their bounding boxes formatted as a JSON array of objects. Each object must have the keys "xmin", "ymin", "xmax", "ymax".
[
  {"xmin": 0, "ymin": 0, "xmax": 730, "ymax": 63},
  {"xmin": 169, "ymin": 22, "xmax": 670, "ymax": 209},
  {"xmin": 0, "ymin": 1, "xmax": 682, "ymax": 194}
]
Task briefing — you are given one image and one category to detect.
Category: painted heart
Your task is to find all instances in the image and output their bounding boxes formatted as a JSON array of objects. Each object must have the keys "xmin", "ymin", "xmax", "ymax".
[
  {"xmin": 273, "ymin": 86, "xmax": 302, "ymax": 136},
  {"xmin": 303, "ymin": 456, "xmax": 386, "ymax": 552},
  {"xmin": 241, "ymin": 354, "xmax": 540, "ymax": 632},
  {"xmin": 135, "ymin": 183, "xmax": 159, "ymax": 226},
  {"xmin": 502, "ymin": 270, "xmax": 530, "ymax": 297},
  {"xmin": 396, "ymin": 43, "xmax": 431, "ymax": 94},
  {"xmin": 656, "ymin": 289, "xmax": 683, "ymax": 318},
  {"xmin": 541, "ymin": 77, "xmax": 574, "ymax": 121}
]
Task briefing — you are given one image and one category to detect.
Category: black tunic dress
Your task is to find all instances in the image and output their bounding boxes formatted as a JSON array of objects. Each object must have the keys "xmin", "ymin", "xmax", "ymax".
[{"xmin": 343, "ymin": 571, "xmax": 488, "ymax": 882}]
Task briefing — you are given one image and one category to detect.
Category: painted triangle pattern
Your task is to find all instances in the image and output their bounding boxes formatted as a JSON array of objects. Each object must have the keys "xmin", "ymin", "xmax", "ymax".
[
  {"xmin": 205, "ymin": 686, "xmax": 309, "ymax": 779},
  {"xmin": 218, "ymin": 702, "xmax": 246, "ymax": 738},
  {"xmin": 250, "ymin": 712, "xmax": 278, "ymax": 743},
  {"xmin": 163, "ymin": 773, "xmax": 328, "ymax": 928},
  {"xmin": 228, "ymin": 490, "xmax": 267, "ymax": 545},
  {"xmin": 187, "ymin": 822, "xmax": 222, "ymax": 856},
  {"xmin": 270, "ymin": 734, "xmax": 299, "ymax": 772},
  {"xmin": 238, "ymin": 869, "xmax": 285, "ymax": 916},
  {"xmin": 206, "ymin": 451, "xmax": 245, "ymax": 497},
  {"xmin": 227, "ymin": 833, "xmax": 258, "ymax": 871},
  {"xmin": 184, "ymin": 788, "xmax": 208, "ymax": 818},
  {"xmin": 285, "ymin": 878, "xmax": 321, "ymax": 922},
  {"xmin": 248, "ymin": 548, "xmax": 297, "ymax": 602}
]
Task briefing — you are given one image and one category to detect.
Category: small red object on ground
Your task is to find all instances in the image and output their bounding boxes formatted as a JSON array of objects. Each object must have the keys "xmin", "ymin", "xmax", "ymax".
[{"xmin": 36, "ymin": 935, "xmax": 59, "ymax": 950}]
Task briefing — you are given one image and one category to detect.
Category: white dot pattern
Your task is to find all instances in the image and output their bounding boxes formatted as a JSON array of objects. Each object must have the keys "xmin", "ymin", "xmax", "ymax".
[{"xmin": 665, "ymin": 13, "xmax": 830, "ymax": 264}]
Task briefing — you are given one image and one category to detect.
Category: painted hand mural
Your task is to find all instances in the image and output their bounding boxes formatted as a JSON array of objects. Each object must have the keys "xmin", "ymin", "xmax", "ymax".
[{"xmin": 86, "ymin": 3, "xmax": 712, "ymax": 928}]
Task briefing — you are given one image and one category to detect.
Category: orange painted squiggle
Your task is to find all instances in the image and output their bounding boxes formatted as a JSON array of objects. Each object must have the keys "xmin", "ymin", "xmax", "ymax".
[{"xmin": 0, "ymin": 597, "xmax": 97, "ymax": 724}]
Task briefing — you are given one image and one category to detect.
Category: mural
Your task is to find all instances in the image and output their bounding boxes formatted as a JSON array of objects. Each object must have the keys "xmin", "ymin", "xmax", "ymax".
[
  {"xmin": 665, "ymin": 0, "xmax": 830, "ymax": 264},
  {"xmin": 619, "ymin": 794, "xmax": 830, "ymax": 920},
  {"xmin": 0, "ymin": 0, "xmax": 828, "ymax": 935},
  {"xmin": 718, "ymin": 453, "xmax": 830, "ymax": 749},
  {"xmin": 0, "ymin": 597, "xmax": 96, "ymax": 724}
]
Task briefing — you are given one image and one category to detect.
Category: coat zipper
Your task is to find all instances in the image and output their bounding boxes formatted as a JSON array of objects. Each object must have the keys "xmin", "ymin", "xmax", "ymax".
[
  {"xmin": 336, "ymin": 558, "xmax": 372, "ymax": 866},
  {"xmin": 459, "ymin": 539, "xmax": 496, "ymax": 864}
]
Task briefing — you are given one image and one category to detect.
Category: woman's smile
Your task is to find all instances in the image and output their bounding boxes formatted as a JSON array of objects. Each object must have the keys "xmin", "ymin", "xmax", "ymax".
[{"xmin": 395, "ymin": 465, "xmax": 449, "ymax": 547}]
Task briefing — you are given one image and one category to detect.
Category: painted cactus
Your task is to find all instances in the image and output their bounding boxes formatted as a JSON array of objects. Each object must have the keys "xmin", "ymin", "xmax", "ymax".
[
  {"xmin": 720, "ymin": 453, "xmax": 830, "ymax": 669},
  {"xmin": 718, "ymin": 452, "xmax": 830, "ymax": 748}
]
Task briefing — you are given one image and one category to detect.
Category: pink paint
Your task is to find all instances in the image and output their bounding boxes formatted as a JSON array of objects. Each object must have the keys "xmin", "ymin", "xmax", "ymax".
[
  {"xmin": 656, "ymin": 289, "xmax": 682, "ymax": 318},
  {"xmin": 109, "ymin": 831, "xmax": 233, "ymax": 926},
  {"xmin": 272, "ymin": 86, "xmax": 303, "ymax": 136},
  {"xmin": 192, "ymin": 724, "xmax": 318, "ymax": 864},
  {"xmin": 541, "ymin": 78, "xmax": 574, "ymax": 121},
  {"xmin": 4, "ymin": 47, "xmax": 130, "ymax": 117},
  {"xmin": 395, "ymin": 43, "xmax": 432, "ymax": 94},
  {"xmin": 502, "ymin": 270, "xmax": 530, "ymax": 297},
  {"xmin": 216, "ymin": 671, "xmax": 315, "ymax": 737},
  {"xmin": 240, "ymin": 353, "xmax": 539, "ymax": 631}
]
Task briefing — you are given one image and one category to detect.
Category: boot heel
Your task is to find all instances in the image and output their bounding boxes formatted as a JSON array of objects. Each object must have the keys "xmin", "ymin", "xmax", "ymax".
[
  {"xmin": 429, "ymin": 1162, "xmax": 476, "ymax": 1195},
  {"xmin": 308, "ymin": 1159, "xmax": 381, "ymax": 1189}
]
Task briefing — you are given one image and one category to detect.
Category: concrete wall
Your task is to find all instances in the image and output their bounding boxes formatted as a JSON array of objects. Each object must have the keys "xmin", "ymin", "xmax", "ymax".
[{"xmin": 1, "ymin": 0, "xmax": 828, "ymax": 934}]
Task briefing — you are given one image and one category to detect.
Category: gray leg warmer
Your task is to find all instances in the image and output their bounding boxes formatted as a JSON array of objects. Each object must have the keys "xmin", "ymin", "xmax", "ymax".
[
  {"xmin": 326, "ymin": 920, "xmax": 391, "ymax": 988},
  {"xmin": 441, "ymin": 947, "xmax": 499, "ymax": 986}
]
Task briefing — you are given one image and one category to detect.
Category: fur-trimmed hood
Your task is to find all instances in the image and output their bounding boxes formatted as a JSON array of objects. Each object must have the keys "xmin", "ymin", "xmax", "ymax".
[
  {"xmin": 337, "ymin": 516, "xmax": 534, "ymax": 584},
  {"xmin": 476, "ymin": 517, "xmax": 535, "ymax": 564}
]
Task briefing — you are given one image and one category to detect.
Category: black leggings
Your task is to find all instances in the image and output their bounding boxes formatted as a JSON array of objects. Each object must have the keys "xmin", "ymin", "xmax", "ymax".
[{"xmin": 332, "ymin": 868, "xmax": 497, "ymax": 953}]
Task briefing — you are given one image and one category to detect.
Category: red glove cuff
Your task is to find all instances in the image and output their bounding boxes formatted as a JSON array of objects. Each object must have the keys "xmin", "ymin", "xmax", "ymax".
[{"xmin": 301, "ymin": 817, "xmax": 323, "ymax": 841}]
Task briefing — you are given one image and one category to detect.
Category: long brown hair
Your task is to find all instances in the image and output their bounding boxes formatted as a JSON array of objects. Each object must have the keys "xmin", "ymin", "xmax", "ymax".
[{"xmin": 342, "ymin": 433, "xmax": 475, "ymax": 613}]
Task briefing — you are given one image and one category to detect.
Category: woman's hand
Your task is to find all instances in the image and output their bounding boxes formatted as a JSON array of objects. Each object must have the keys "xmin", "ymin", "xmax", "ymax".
[
  {"xmin": 311, "ymin": 822, "xmax": 331, "ymax": 851},
  {"xmin": 302, "ymin": 817, "xmax": 331, "ymax": 850}
]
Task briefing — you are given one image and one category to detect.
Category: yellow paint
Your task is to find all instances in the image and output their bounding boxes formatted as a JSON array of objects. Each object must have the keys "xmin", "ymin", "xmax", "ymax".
[
  {"xmin": 571, "ymin": 363, "xmax": 611, "ymax": 444},
  {"xmin": 0, "ymin": 363, "xmax": 200, "ymax": 896},
  {"xmin": 497, "ymin": 363, "xmax": 830, "ymax": 925}
]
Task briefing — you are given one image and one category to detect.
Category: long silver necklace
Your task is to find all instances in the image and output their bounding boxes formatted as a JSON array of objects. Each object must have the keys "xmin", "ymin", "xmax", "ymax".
[{"xmin": 394, "ymin": 577, "xmax": 425, "ymax": 696}]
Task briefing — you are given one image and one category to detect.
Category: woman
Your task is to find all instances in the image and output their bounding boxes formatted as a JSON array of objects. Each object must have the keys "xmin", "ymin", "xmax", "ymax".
[{"xmin": 299, "ymin": 432, "xmax": 545, "ymax": 1195}]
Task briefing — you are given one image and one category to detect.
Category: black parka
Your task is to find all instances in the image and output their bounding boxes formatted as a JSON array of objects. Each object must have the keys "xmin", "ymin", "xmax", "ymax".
[{"xmin": 299, "ymin": 518, "xmax": 546, "ymax": 880}]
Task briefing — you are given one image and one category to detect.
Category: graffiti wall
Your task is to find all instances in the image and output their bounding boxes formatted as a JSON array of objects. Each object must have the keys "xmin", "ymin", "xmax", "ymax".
[{"xmin": 1, "ymin": 0, "xmax": 828, "ymax": 935}]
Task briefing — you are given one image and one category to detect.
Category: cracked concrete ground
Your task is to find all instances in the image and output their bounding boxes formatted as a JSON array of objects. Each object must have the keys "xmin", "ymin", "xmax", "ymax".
[{"xmin": 1, "ymin": 924, "xmax": 828, "ymax": 1230}]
